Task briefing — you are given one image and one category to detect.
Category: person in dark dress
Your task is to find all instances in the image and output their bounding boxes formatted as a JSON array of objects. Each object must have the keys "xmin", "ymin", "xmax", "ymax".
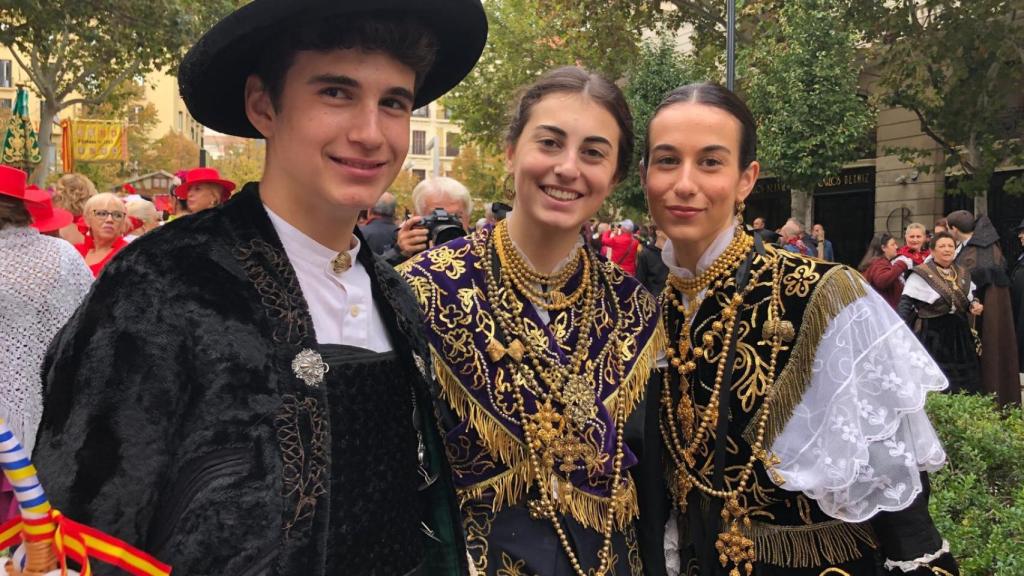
[
  {"xmin": 30, "ymin": 2, "xmax": 488, "ymax": 575},
  {"xmin": 399, "ymin": 67, "xmax": 665, "ymax": 576},
  {"xmin": 644, "ymin": 83, "xmax": 958, "ymax": 576},
  {"xmin": 947, "ymin": 210, "xmax": 1020, "ymax": 405},
  {"xmin": 1010, "ymin": 218, "xmax": 1024, "ymax": 383},
  {"xmin": 899, "ymin": 232, "xmax": 983, "ymax": 394},
  {"xmin": 636, "ymin": 225, "xmax": 669, "ymax": 295}
]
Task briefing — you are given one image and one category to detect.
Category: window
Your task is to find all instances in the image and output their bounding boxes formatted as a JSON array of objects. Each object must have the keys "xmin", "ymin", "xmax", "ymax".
[
  {"xmin": 445, "ymin": 133, "xmax": 461, "ymax": 157},
  {"xmin": 412, "ymin": 105, "xmax": 430, "ymax": 118},
  {"xmin": 0, "ymin": 60, "xmax": 11, "ymax": 88},
  {"xmin": 412, "ymin": 130, "xmax": 426, "ymax": 155},
  {"xmin": 412, "ymin": 169, "xmax": 426, "ymax": 181},
  {"xmin": 176, "ymin": 111, "xmax": 184, "ymax": 131},
  {"xmin": 0, "ymin": 99, "xmax": 11, "ymax": 112}
]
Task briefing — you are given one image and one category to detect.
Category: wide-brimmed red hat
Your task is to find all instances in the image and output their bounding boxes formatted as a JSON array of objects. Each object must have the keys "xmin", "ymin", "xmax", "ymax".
[
  {"xmin": 174, "ymin": 167, "xmax": 236, "ymax": 201},
  {"xmin": 24, "ymin": 187, "xmax": 74, "ymax": 233},
  {"xmin": 0, "ymin": 165, "xmax": 29, "ymax": 202}
]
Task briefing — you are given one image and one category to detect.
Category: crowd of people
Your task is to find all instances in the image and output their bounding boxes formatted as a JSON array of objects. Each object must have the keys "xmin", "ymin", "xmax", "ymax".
[{"xmin": 0, "ymin": 0, "xmax": 1000, "ymax": 575}]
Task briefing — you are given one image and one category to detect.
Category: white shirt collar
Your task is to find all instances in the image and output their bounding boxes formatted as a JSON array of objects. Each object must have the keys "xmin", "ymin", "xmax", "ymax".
[
  {"xmin": 264, "ymin": 206, "xmax": 361, "ymax": 278},
  {"xmin": 661, "ymin": 225, "xmax": 738, "ymax": 279}
]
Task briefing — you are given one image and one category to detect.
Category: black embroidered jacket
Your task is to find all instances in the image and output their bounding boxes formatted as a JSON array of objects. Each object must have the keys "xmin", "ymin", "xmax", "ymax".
[{"xmin": 33, "ymin": 185, "xmax": 467, "ymax": 576}]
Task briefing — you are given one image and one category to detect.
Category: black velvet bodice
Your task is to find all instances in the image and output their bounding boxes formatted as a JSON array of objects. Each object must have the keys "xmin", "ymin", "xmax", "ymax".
[{"xmin": 321, "ymin": 345, "xmax": 424, "ymax": 575}]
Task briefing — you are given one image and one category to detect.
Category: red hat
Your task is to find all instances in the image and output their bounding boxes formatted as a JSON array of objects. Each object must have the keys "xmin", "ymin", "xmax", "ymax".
[
  {"xmin": 174, "ymin": 167, "xmax": 236, "ymax": 202},
  {"xmin": 24, "ymin": 186, "xmax": 74, "ymax": 233},
  {"xmin": 0, "ymin": 165, "xmax": 29, "ymax": 202},
  {"xmin": 123, "ymin": 183, "xmax": 138, "ymax": 195}
]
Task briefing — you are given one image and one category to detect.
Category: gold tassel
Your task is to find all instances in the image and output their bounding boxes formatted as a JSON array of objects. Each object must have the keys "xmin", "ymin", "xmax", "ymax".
[
  {"xmin": 431, "ymin": 349, "xmax": 526, "ymax": 466},
  {"xmin": 457, "ymin": 461, "xmax": 640, "ymax": 532},
  {"xmin": 603, "ymin": 322, "xmax": 667, "ymax": 417},
  {"xmin": 743, "ymin": 267, "xmax": 867, "ymax": 447},
  {"xmin": 744, "ymin": 520, "xmax": 876, "ymax": 568}
]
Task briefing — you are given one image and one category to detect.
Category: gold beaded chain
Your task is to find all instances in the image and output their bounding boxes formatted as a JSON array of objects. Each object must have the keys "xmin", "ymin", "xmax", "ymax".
[
  {"xmin": 668, "ymin": 230, "xmax": 755, "ymax": 293},
  {"xmin": 659, "ymin": 234, "xmax": 789, "ymax": 576},
  {"xmin": 483, "ymin": 229, "xmax": 630, "ymax": 576},
  {"xmin": 495, "ymin": 219, "xmax": 589, "ymax": 311}
]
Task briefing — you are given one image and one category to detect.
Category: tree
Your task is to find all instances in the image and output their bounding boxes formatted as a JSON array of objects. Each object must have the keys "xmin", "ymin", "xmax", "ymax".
[
  {"xmin": 211, "ymin": 140, "xmax": 265, "ymax": 188},
  {"xmin": 445, "ymin": 0, "xmax": 669, "ymax": 151},
  {"xmin": 144, "ymin": 132, "xmax": 199, "ymax": 174},
  {"xmin": 0, "ymin": 0, "xmax": 235, "ymax": 184},
  {"xmin": 741, "ymin": 0, "xmax": 874, "ymax": 223},
  {"xmin": 867, "ymin": 0, "xmax": 1024, "ymax": 196},
  {"xmin": 73, "ymin": 82, "xmax": 160, "ymax": 190},
  {"xmin": 619, "ymin": 36, "xmax": 702, "ymax": 214},
  {"xmin": 448, "ymin": 146, "xmax": 507, "ymax": 220},
  {"xmin": 388, "ymin": 170, "xmax": 421, "ymax": 218}
]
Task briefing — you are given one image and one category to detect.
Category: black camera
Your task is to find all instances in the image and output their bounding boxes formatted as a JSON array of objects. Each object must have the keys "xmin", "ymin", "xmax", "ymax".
[{"xmin": 419, "ymin": 208, "xmax": 466, "ymax": 245}]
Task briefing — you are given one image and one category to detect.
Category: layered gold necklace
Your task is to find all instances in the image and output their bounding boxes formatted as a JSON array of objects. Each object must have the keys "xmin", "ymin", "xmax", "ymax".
[
  {"xmin": 484, "ymin": 220, "xmax": 629, "ymax": 576},
  {"xmin": 659, "ymin": 229, "xmax": 788, "ymax": 576}
]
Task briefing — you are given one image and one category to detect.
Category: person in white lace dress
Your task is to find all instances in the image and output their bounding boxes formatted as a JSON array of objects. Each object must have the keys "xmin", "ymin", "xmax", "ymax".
[
  {"xmin": 0, "ymin": 165, "xmax": 92, "ymax": 522},
  {"xmin": 643, "ymin": 85, "xmax": 959, "ymax": 576}
]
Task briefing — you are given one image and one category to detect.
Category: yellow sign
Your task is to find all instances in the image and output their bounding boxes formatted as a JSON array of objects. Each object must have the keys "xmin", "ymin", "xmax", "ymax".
[{"xmin": 69, "ymin": 119, "xmax": 127, "ymax": 163}]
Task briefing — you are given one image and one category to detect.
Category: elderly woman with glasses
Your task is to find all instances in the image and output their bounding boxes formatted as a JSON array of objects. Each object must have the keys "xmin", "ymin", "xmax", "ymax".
[{"xmin": 75, "ymin": 192, "xmax": 128, "ymax": 277}]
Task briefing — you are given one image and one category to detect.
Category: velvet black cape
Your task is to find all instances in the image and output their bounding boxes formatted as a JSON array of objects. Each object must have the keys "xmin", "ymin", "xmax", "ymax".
[{"xmin": 32, "ymin": 184, "xmax": 468, "ymax": 576}]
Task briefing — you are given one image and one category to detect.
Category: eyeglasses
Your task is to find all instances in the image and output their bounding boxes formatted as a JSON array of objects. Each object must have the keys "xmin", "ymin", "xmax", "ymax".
[{"xmin": 92, "ymin": 209, "xmax": 126, "ymax": 221}]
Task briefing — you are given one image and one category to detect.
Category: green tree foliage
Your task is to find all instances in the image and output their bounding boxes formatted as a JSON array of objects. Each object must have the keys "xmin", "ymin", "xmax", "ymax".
[
  {"xmin": 619, "ymin": 36, "xmax": 701, "ymax": 214},
  {"xmin": 926, "ymin": 393, "xmax": 1024, "ymax": 575},
  {"xmin": 0, "ymin": 0, "xmax": 235, "ymax": 183},
  {"xmin": 741, "ymin": 0, "xmax": 873, "ymax": 222},
  {"xmin": 144, "ymin": 132, "xmax": 199, "ymax": 175},
  {"xmin": 211, "ymin": 140, "xmax": 265, "ymax": 189},
  {"xmin": 449, "ymin": 146, "xmax": 508, "ymax": 221},
  {"xmin": 445, "ymin": 0, "xmax": 667, "ymax": 152},
  {"xmin": 73, "ymin": 82, "xmax": 160, "ymax": 190},
  {"xmin": 865, "ymin": 0, "xmax": 1024, "ymax": 196}
]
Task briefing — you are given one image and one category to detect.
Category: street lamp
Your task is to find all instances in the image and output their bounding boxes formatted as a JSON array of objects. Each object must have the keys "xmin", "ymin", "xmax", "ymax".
[{"xmin": 727, "ymin": 0, "xmax": 736, "ymax": 90}]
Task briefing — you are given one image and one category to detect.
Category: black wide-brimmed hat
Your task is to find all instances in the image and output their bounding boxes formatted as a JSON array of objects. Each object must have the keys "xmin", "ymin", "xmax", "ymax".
[
  {"xmin": 179, "ymin": 0, "xmax": 487, "ymax": 138},
  {"xmin": 1013, "ymin": 218, "xmax": 1024, "ymax": 233}
]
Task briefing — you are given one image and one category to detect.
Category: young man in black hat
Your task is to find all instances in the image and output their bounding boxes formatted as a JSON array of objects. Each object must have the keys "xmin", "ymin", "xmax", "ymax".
[{"xmin": 31, "ymin": 2, "xmax": 487, "ymax": 575}]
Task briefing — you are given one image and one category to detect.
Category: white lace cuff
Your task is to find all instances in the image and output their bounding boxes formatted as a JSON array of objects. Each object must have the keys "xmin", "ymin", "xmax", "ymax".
[
  {"xmin": 883, "ymin": 540, "xmax": 951, "ymax": 572},
  {"xmin": 770, "ymin": 286, "xmax": 948, "ymax": 522}
]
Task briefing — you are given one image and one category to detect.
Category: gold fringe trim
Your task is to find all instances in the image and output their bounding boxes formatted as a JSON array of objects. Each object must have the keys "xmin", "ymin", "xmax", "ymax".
[
  {"xmin": 432, "ymin": 318, "xmax": 659, "ymax": 532},
  {"xmin": 744, "ymin": 520, "xmax": 877, "ymax": 568},
  {"xmin": 458, "ymin": 458, "xmax": 640, "ymax": 532},
  {"xmin": 431, "ymin": 348, "xmax": 526, "ymax": 466},
  {"xmin": 743, "ymin": 266, "xmax": 867, "ymax": 447},
  {"xmin": 603, "ymin": 321, "xmax": 667, "ymax": 417}
]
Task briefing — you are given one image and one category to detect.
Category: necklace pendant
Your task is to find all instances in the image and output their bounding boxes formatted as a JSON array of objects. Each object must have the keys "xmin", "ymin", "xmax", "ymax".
[
  {"xmin": 563, "ymin": 375, "xmax": 597, "ymax": 428},
  {"xmin": 331, "ymin": 252, "xmax": 352, "ymax": 273},
  {"xmin": 548, "ymin": 289, "xmax": 567, "ymax": 307}
]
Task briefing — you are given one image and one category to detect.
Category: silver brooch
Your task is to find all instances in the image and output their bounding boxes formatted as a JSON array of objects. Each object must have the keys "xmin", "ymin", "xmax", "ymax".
[
  {"xmin": 292, "ymin": 349, "xmax": 329, "ymax": 387},
  {"xmin": 412, "ymin": 352, "xmax": 429, "ymax": 380}
]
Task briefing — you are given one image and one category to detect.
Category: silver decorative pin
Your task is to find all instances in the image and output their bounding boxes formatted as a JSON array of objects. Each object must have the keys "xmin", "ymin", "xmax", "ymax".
[
  {"xmin": 412, "ymin": 352, "xmax": 429, "ymax": 380},
  {"xmin": 292, "ymin": 349, "xmax": 329, "ymax": 387}
]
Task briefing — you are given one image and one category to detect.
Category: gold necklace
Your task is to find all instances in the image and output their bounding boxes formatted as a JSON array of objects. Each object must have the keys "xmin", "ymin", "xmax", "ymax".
[
  {"xmin": 659, "ymin": 240, "xmax": 788, "ymax": 576},
  {"xmin": 494, "ymin": 220, "xmax": 588, "ymax": 310},
  {"xmin": 668, "ymin": 228, "xmax": 753, "ymax": 294},
  {"xmin": 483, "ymin": 231, "xmax": 628, "ymax": 576}
]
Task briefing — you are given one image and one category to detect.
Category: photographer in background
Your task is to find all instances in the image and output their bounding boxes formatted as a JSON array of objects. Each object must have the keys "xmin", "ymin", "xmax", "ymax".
[{"xmin": 387, "ymin": 176, "xmax": 473, "ymax": 265}]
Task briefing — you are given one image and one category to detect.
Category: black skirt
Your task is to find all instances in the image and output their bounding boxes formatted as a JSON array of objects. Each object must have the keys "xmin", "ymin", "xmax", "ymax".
[{"xmin": 916, "ymin": 313, "xmax": 982, "ymax": 394}]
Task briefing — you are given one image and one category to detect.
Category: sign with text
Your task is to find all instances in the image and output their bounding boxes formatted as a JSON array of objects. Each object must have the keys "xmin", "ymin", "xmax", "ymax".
[{"xmin": 68, "ymin": 119, "xmax": 128, "ymax": 163}]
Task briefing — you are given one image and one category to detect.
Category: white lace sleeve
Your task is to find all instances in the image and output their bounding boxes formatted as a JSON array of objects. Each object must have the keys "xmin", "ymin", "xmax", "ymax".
[{"xmin": 769, "ymin": 280, "xmax": 948, "ymax": 523}]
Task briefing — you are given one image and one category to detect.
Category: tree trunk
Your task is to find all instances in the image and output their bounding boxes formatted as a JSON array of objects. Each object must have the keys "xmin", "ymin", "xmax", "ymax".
[
  {"xmin": 790, "ymin": 188, "xmax": 814, "ymax": 227},
  {"xmin": 30, "ymin": 99, "xmax": 60, "ymax": 186}
]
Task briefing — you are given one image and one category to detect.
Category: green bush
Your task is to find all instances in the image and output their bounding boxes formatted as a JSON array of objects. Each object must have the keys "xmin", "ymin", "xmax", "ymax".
[{"xmin": 926, "ymin": 393, "xmax": 1024, "ymax": 576}]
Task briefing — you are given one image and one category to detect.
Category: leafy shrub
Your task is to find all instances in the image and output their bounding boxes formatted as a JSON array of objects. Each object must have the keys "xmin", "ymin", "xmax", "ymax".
[{"xmin": 926, "ymin": 393, "xmax": 1024, "ymax": 576}]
